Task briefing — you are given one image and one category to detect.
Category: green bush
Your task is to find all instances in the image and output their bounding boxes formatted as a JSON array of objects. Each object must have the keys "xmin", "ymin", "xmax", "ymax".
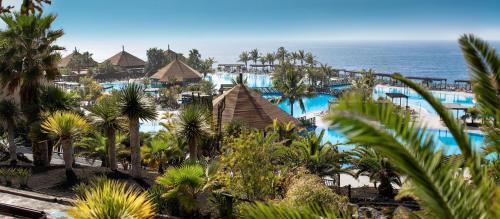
[
  {"xmin": 0, "ymin": 168, "xmax": 31, "ymax": 188},
  {"xmin": 283, "ymin": 171, "xmax": 348, "ymax": 212}
]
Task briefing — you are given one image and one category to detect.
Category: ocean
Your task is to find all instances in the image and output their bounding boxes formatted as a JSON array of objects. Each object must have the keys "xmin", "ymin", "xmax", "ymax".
[{"xmin": 201, "ymin": 40, "xmax": 500, "ymax": 82}]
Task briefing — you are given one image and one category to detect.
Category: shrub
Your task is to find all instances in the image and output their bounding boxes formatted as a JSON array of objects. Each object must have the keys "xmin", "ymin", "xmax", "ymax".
[
  {"xmin": 283, "ymin": 171, "xmax": 348, "ymax": 212},
  {"xmin": 156, "ymin": 164, "xmax": 206, "ymax": 216},
  {"xmin": 0, "ymin": 168, "xmax": 16, "ymax": 186},
  {"xmin": 217, "ymin": 130, "xmax": 282, "ymax": 201},
  {"xmin": 16, "ymin": 168, "xmax": 31, "ymax": 189},
  {"xmin": 147, "ymin": 185, "xmax": 168, "ymax": 214},
  {"xmin": 68, "ymin": 179, "xmax": 155, "ymax": 219}
]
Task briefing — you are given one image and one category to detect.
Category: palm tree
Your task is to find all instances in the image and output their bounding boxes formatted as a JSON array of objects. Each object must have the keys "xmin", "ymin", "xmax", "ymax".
[
  {"xmin": 0, "ymin": 100, "xmax": 20, "ymax": 166},
  {"xmin": 239, "ymin": 51, "xmax": 250, "ymax": 70},
  {"xmin": 141, "ymin": 134, "xmax": 183, "ymax": 173},
  {"xmin": 41, "ymin": 111, "xmax": 89, "ymax": 182},
  {"xmin": 88, "ymin": 96, "xmax": 126, "ymax": 170},
  {"xmin": 350, "ymin": 146, "xmax": 401, "ymax": 198},
  {"xmin": 273, "ymin": 62, "xmax": 311, "ymax": 117},
  {"xmin": 39, "ymin": 85, "xmax": 79, "ymax": 112},
  {"xmin": 276, "ymin": 47, "xmax": 288, "ymax": 64},
  {"xmin": 118, "ymin": 83, "xmax": 157, "ymax": 178},
  {"xmin": 68, "ymin": 179, "xmax": 155, "ymax": 219},
  {"xmin": 265, "ymin": 53, "xmax": 276, "ymax": 70},
  {"xmin": 305, "ymin": 52, "xmax": 316, "ymax": 67},
  {"xmin": 0, "ymin": 13, "xmax": 63, "ymax": 166},
  {"xmin": 175, "ymin": 104, "xmax": 212, "ymax": 160},
  {"xmin": 156, "ymin": 164, "xmax": 206, "ymax": 216},
  {"xmin": 297, "ymin": 50, "xmax": 306, "ymax": 66},
  {"xmin": 75, "ymin": 131, "xmax": 109, "ymax": 167},
  {"xmin": 0, "ymin": 13, "xmax": 63, "ymax": 123},
  {"xmin": 250, "ymin": 48, "xmax": 259, "ymax": 65},
  {"xmin": 20, "ymin": 0, "xmax": 51, "ymax": 15},
  {"xmin": 351, "ymin": 69, "xmax": 377, "ymax": 102},
  {"xmin": 325, "ymin": 34, "xmax": 499, "ymax": 218},
  {"xmin": 291, "ymin": 130, "xmax": 351, "ymax": 186}
]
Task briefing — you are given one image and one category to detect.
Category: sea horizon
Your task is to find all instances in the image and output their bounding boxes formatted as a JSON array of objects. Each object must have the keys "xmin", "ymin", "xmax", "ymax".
[{"xmin": 64, "ymin": 40, "xmax": 500, "ymax": 81}]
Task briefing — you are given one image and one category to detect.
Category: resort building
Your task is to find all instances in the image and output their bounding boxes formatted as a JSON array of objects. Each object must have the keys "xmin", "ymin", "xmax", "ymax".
[
  {"xmin": 213, "ymin": 83, "xmax": 299, "ymax": 131},
  {"xmin": 150, "ymin": 58, "xmax": 202, "ymax": 85},
  {"xmin": 104, "ymin": 46, "xmax": 146, "ymax": 73}
]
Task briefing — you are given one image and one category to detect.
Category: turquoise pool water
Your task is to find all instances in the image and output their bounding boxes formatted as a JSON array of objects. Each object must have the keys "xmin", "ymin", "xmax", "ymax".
[
  {"xmin": 316, "ymin": 127, "xmax": 486, "ymax": 154},
  {"xmin": 264, "ymin": 94, "xmax": 335, "ymax": 117},
  {"xmin": 130, "ymin": 72, "xmax": 485, "ymax": 154},
  {"xmin": 207, "ymin": 72, "xmax": 273, "ymax": 88},
  {"xmin": 373, "ymin": 86, "xmax": 475, "ymax": 117}
]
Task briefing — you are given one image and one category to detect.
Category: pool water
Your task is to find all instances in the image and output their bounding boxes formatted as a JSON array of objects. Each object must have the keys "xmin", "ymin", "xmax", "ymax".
[
  {"xmin": 315, "ymin": 127, "xmax": 486, "ymax": 155},
  {"xmin": 263, "ymin": 94, "xmax": 335, "ymax": 118},
  {"xmin": 206, "ymin": 72, "xmax": 273, "ymax": 88},
  {"xmin": 128, "ymin": 72, "xmax": 485, "ymax": 154},
  {"xmin": 373, "ymin": 86, "xmax": 475, "ymax": 117}
]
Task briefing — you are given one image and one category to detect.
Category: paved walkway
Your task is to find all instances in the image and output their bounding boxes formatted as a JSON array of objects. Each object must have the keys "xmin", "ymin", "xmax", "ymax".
[{"xmin": 0, "ymin": 191, "xmax": 69, "ymax": 219}]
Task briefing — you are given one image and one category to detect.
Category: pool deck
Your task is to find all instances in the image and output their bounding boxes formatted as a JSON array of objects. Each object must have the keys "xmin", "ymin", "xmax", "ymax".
[{"xmin": 0, "ymin": 186, "xmax": 70, "ymax": 219}]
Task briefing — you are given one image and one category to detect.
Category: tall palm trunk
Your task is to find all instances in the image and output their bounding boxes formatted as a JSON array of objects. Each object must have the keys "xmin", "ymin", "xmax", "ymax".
[
  {"xmin": 129, "ymin": 118, "xmax": 141, "ymax": 178},
  {"xmin": 61, "ymin": 138, "xmax": 77, "ymax": 182},
  {"xmin": 189, "ymin": 138, "xmax": 198, "ymax": 161},
  {"xmin": 290, "ymin": 100, "xmax": 295, "ymax": 117},
  {"xmin": 7, "ymin": 121, "xmax": 17, "ymax": 166},
  {"xmin": 107, "ymin": 128, "xmax": 117, "ymax": 170}
]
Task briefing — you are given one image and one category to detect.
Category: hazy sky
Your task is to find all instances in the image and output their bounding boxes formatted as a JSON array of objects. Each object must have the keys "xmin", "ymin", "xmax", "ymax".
[{"xmin": 2, "ymin": 0, "xmax": 500, "ymax": 61}]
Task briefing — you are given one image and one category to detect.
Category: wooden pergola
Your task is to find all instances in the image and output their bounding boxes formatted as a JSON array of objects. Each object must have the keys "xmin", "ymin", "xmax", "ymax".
[
  {"xmin": 443, "ymin": 103, "xmax": 469, "ymax": 119},
  {"xmin": 454, "ymin": 79, "xmax": 472, "ymax": 91},
  {"xmin": 386, "ymin": 92, "xmax": 409, "ymax": 107}
]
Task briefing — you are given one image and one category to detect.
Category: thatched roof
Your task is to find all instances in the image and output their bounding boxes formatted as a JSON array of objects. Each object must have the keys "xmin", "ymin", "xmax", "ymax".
[
  {"xmin": 58, "ymin": 51, "xmax": 81, "ymax": 68},
  {"xmin": 105, "ymin": 49, "xmax": 145, "ymax": 68},
  {"xmin": 213, "ymin": 84, "xmax": 299, "ymax": 130},
  {"xmin": 150, "ymin": 59, "xmax": 202, "ymax": 82}
]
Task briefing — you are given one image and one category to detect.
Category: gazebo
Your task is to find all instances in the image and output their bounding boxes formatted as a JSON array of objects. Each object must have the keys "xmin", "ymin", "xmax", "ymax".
[
  {"xmin": 386, "ymin": 92, "xmax": 409, "ymax": 107},
  {"xmin": 150, "ymin": 59, "xmax": 202, "ymax": 85},
  {"xmin": 213, "ymin": 84, "xmax": 299, "ymax": 132},
  {"xmin": 104, "ymin": 46, "xmax": 146, "ymax": 73}
]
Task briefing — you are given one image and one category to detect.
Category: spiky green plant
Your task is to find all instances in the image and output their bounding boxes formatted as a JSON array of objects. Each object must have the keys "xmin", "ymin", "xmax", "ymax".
[
  {"xmin": 156, "ymin": 164, "xmax": 206, "ymax": 215},
  {"xmin": 272, "ymin": 62, "xmax": 312, "ymax": 116},
  {"xmin": 118, "ymin": 83, "xmax": 157, "ymax": 178},
  {"xmin": 175, "ymin": 103, "xmax": 212, "ymax": 161},
  {"xmin": 240, "ymin": 202, "xmax": 349, "ymax": 219},
  {"xmin": 291, "ymin": 130, "xmax": 351, "ymax": 183},
  {"xmin": 41, "ymin": 111, "xmax": 89, "ymax": 182},
  {"xmin": 68, "ymin": 179, "xmax": 155, "ymax": 219},
  {"xmin": 88, "ymin": 96, "xmax": 126, "ymax": 170},
  {"xmin": 325, "ymin": 34, "xmax": 499, "ymax": 218}
]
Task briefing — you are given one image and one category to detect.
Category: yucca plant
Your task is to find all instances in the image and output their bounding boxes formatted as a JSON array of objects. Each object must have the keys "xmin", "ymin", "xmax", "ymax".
[
  {"xmin": 16, "ymin": 168, "xmax": 31, "ymax": 189},
  {"xmin": 118, "ymin": 83, "xmax": 157, "ymax": 178},
  {"xmin": 240, "ymin": 202, "xmax": 349, "ymax": 219},
  {"xmin": 325, "ymin": 34, "xmax": 499, "ymax": 218},
  {"xmin": 68, "ymin": 179, "xmax": 155, "ymax": 219},
  {"xmin": 175, "ymin": 104, "xmax": 212, "ymax": 161},
  {"xmin": 41, "ymin": 111, "xmax": 89, "ymax": 183},
  {"xmin": 156, "ymin": 164, "xmax": 206, "ymax": 216},
  {"xmin": 291, "ymin": 130, "xmax": 351, "ymax": 184},
  {"xmin": 88, "ymin": 96, "xmax": 126, "ymax": 170}
]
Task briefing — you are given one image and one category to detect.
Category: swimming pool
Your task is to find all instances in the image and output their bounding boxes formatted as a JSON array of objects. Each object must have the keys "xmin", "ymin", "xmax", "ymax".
[
  {"xmin": 263, "ymin": 94, "xmax": 335, "ymax": 118},
  {"xmin": 315, "ymin": 127, "xmax": 486, "ymax": 155},
  {"xmin": 207, "ymin": 72, "xmax": 273, "ymax": 88},
  {"xmin": 373, "ymin": 85, "xmax": 475, "ymax": 117}
]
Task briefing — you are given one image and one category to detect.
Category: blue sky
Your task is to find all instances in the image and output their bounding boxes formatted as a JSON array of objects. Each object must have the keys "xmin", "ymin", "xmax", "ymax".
[{"xmin": 2, "ymin": 0, "xmax": 500, "ymax": 61}]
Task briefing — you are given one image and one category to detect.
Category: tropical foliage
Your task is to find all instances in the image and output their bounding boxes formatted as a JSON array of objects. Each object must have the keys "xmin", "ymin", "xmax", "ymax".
[
  {"xmin": 68, "ymin": 179, "xmax": 155, "ymax": 219},
  {"xmin": 325, "ymin": 34, "xmax": 499, "ymax": 218}
]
